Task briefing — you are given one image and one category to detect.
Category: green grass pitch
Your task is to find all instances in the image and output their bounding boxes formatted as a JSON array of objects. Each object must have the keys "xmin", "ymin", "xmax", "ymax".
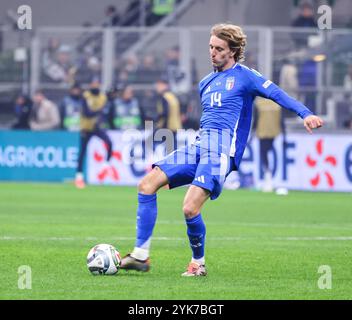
[{"xmin": 0, "ymin": 182, "xmax": 351, "ymax": 300}]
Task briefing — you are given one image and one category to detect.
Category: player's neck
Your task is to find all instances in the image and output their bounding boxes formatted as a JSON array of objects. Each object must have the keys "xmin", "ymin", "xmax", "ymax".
[{"xmin": 215, "ymin": 60, "xmax": 237, "ymax": 73}]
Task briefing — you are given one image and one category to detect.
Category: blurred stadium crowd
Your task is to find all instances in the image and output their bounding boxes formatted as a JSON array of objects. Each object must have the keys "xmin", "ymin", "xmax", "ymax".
[
  {"xmin": 1, "ymin": 0, "xmax": 352, "ymax": 131},
  {"xmin": 11, "ymin": 76, "xmax": 193, "ymax": 132}
]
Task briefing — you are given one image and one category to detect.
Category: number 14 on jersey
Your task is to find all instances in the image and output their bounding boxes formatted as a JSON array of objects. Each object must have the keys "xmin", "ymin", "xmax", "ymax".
[{"xmin": 210, "ymin": 92, "xmax": 222, "ymax": 107}]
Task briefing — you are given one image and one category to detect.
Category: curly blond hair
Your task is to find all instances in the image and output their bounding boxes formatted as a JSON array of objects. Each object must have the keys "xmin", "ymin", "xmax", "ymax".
[{"xmin": 210, "ymin": 23, "xmax": 247, "ymax": 62}]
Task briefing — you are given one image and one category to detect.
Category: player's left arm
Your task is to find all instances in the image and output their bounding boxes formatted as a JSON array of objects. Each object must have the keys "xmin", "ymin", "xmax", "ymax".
[
  {"xmin": 302, "ymin": 114, "xmax": 324, "ymax": 134},
  {"xmin": 248, "ymin": 69, "xmax": 323, "ymax": 133},
  {"xmin": 269, "ymin": 87, "xmax": 323, "ymax": 134}
]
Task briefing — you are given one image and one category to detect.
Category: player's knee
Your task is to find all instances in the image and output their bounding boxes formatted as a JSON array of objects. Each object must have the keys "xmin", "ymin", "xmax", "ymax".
[
  {"xmin": 137, "ymin": 178, "xmax": 154, "ymax": 194},
  {"xmin": 138, "ymin": 167, "xmax": 167, "ymax": 194},
  {"xmin": 138, "ymin": 173, "xmax": 161, "ymax": 194},
  {"xmin": 183, "ymin": 203, "xmax": 199, "ymax": 219}
]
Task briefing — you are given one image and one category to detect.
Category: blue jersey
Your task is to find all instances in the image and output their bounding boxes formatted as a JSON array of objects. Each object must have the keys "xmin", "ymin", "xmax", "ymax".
[{"xmin": 198, "ymin": 63, "xmax": 313, "ymax": 168}]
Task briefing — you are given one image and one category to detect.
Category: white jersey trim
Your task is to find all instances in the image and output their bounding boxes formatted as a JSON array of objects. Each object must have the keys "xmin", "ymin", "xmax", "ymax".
[{"xmin": 229, "ymin": 119, "xmax": 240, "ymax": 157}]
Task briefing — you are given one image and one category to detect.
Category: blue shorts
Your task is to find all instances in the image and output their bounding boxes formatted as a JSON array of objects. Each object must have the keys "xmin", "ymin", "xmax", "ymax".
[{"xmin": 153, "ymin": 143, "xmax": 236, "ymax": 200}]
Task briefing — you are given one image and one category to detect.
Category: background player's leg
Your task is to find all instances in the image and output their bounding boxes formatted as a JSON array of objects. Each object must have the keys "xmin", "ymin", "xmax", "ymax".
[
  {"xmin": 127, "ymin": 167, "xmax": 169, "ymax": 264},
  {"xmin": 260, "ymin": 138, "xmax": 274, "ymax": 192},
  {"xmin": 259, "ymin": 138, "xmax": 269, "ymax": 173},
  {"xmin": 94, "ymin": 129, "xmax": 113, "ymax": 162},
  {"xmin": 75, "ymin": 131, "xmax": 91, "ymax": 188},
  {"xmin": 182, "ymin": 185, "xmax": 209, "ymax": 275}
]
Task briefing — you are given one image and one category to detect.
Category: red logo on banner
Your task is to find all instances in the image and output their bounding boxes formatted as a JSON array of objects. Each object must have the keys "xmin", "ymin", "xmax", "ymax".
[
  {"xmin": 305, "ymin": 139, "xmax": 337, "ymax": 188},
  {"xmin": 94, "ymin": 143, "xmax": 122, "ymax": 182}
]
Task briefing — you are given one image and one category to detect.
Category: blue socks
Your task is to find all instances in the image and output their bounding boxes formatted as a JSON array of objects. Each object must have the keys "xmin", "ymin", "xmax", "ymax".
[
  {"xmin": 185, "ymin": 214, "xmax": 206, "ymax": 263},
  {"xmin": 135, "ymin": 193, "xmax": 157, "ymax": 252},
  {"xmin": 133, "ymin": 193, "xmax": 206, "ymax": 264}
]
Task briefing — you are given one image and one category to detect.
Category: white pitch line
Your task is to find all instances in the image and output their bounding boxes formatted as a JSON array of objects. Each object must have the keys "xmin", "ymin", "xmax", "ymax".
[
  {"xmin": 274, "ymin": 236, "xmax": 352, "ymax": 241},
  {"xmin": 1, "ymin": 236, "xmax": 352, "ymax": 241},
  {"xmin": 156, "ymin": 220, "xmax": 352, "ymax": 230}
]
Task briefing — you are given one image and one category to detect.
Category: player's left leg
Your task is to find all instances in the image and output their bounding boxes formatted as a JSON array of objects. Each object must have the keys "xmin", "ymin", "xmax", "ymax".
[
  {"xmin": 94, "ymin": 129, "xmax": 113, "ymax": 162},
  {"xmin": 181, "ymin": 148, "xmax": 232, "ymax": 276},
  {"xmin": 181, "ymin": 185, "xmax": 210, "ymax": 277}
]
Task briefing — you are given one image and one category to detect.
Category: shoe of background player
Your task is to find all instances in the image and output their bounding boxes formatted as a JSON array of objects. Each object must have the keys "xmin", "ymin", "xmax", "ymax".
[
  {"xmin": 75, "ymin": 173, "xmax": 86, "ymax": 189},
  {"xmin": 120, "ymin": 253, "xmax": 150, "ymax": 272},
  {"xmin": 181, "ymin": 262, "xmax": 207, "ymax": 277},
  {"xmin": 262, "ymin": 170, "xmax": 273, "ymax": 192}
]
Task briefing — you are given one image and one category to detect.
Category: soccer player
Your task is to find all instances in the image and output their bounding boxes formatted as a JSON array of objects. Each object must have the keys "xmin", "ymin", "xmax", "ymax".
[
  {"xmin": 75, "ymin": 79, "xmax": 112, "ymax": 189},
  {"xmin": 120, "ymin": 23, "xmax": 323, "ymax": 276}
]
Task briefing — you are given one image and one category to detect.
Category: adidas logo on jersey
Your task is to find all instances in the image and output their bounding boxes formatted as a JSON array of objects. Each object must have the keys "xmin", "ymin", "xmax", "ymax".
[
  {"xmin": 205, "ymin": 86, "xmax": 211, "ymax": 94},
  {"xmin": 195, "ymin": 175, "xmax": 205, "ymax": 183}
]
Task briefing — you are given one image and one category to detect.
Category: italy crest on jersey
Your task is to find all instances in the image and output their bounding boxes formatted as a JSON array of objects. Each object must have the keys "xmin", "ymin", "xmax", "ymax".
[{"xmin": 225, "ymin": 77, "xmax": 235, "ymax": 90}]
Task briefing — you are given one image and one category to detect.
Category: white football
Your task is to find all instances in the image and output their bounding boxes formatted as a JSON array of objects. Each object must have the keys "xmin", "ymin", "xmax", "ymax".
[{"xmin": 87, "ymin": 244, "xmax": 121, "ymax": 275}]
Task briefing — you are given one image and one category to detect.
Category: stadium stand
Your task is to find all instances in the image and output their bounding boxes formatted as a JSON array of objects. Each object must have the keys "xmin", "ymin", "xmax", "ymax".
[{"xmin": 0, "ymin": 0, "xmax": 352, "ymax": 131}]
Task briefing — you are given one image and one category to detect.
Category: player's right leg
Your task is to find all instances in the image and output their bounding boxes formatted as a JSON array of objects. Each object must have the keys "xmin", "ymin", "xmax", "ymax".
[
  {"xmin": 121, "ymin": 144, "xmax": 198, "ymax": 272},
  {"xmin": 120, "ymin": 167, "xmax": 169, "ymax": 272}
]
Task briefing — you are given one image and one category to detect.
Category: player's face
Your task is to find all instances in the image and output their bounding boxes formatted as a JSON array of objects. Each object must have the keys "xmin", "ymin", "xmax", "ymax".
[{"xmin": 209, "ymin": 35, "xmax": 235, "ymax": 71}]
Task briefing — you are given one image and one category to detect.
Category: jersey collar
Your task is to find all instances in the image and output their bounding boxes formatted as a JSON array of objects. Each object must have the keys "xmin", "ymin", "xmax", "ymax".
[{"xmin": 214, "ymin": 62, "xmax": 238, "ymax": 73}]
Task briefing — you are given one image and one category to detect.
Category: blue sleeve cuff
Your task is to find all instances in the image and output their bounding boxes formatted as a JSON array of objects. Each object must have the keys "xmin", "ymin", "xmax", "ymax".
[{"xmin": 301, "ymin": 110, "xmax": 314, "ymax": 119}]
